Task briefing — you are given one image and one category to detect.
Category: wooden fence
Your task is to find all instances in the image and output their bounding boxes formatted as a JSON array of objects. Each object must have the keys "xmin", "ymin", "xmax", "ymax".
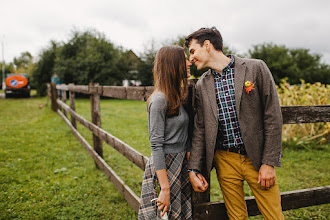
[{"xmin": 48, "ymin": 81, "xmax": 330, "ymax": 219}]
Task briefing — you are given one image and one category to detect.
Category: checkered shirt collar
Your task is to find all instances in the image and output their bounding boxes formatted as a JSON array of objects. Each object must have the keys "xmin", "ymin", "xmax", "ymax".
[{"xmin": 212, "ymin": 55, "xmax": 235, "ymax": 76}]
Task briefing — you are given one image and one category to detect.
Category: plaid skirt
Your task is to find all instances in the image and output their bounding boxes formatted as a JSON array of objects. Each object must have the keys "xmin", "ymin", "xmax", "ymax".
[{"xmin": 138, "ymin": 151, "xmax": 192, "ymax": 220}]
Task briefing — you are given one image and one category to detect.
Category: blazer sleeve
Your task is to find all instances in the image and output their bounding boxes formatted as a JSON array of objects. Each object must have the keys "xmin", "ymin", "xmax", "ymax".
[
  {"xmin": 187, "ymin": 83, "xmax": 205, "ymax": 172},
  {"xmin": 258, "ymin": 60, "xmax": 283, "ymax": 167}
]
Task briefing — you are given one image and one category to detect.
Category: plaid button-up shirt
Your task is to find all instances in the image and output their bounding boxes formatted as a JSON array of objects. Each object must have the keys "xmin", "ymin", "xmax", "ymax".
[{"xmin": 212, "ymin": 56, "xmax": 245, "ymax": 150}]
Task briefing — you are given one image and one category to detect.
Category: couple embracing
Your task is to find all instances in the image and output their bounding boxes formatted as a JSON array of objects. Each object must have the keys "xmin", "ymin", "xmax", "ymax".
[{"xmin": 138, "ymin": 27, "xmax": 284, "ymax": 220}]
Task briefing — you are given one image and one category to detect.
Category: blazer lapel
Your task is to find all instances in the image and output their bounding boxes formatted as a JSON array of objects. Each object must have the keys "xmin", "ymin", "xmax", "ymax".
[
  {"xmin": 204, "ymin": 69, "xmax": 218, "ymax": 120},
  {"xmin": 234, "ymin": 56, "xmax": 246, "ymax": 118}
]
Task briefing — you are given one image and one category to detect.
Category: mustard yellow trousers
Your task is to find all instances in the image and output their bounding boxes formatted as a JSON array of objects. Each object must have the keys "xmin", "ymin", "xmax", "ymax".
[{"xmin": 214, "ymin": 150, "xmax": 284, "ymax": 220}]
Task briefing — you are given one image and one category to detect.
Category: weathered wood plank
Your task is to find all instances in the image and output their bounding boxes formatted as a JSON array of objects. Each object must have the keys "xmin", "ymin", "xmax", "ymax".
[
  {"xmin": 282, "ymin": 105, "xmax": 330, "ymax": 124},
  {"xmin": 47, "ymin": 83, "xmax": 51, "ymax": 97},
  {"xmin": 69, "ymin": 85, "xmax": 90, "ymax": 94},
  {"xmin": 62, "ymin": 89, "xmax": 67, "ymax": 117},
  {"xmin": 56, "ymin": 84, "xmax": 69, "ymax": 91},
  {"xmin": 58, "ymin": 99, "xmax": 86, "ymax": 126},
  {"xmin": 126, "ymin": 86, "xmax": 146, "ymax": 101},
  {"xmin": 57, "ymin": 109, "xmax": 141, "ymax": 212},
  {"xmin": 50, "ymin": 83, "xmax": 58, "ymax": 112},
  {"xmin": 193, "ymin": 186, "xmax": 330, "ymax": 219},
  {"xmin": 145, "ymin": 86, "xmax": 154, "ymax": 101},
  {"xmin": 281, "ymin": 186, "xmax": 330, "ymax": 211},
  {"xmin": 57, "ymin": 99, "xmax": 148, "ymax": 170},
  {"xmin": 68, "ymin": 83, "xmax": 76, "ymax": 128},
  {"xmin": 101, "ymin": 86, "xmax": 153, "ymax": 101},
  {"xmin": 102, "ymin": 86, "xmax": 127, "ymax": 99},
  {"xmin": 90, "ymin": 83, "xmax": 103, "ymax": 159}
]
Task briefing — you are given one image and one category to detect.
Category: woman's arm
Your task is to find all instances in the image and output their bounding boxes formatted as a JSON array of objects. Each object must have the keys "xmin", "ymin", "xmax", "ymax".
[
  {"xmin": 156, "ymin": 169, "xmax": 170, "ymax": 217},
  {"xmin": 148, "ymin": 93, "xmax": 170, "ymax": 217}
]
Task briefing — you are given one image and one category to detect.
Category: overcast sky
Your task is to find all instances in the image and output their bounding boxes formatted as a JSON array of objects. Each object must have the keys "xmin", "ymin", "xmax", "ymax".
[{"xmin": 1, "ymin": 0, "xmax": 330, "ymax": 64}]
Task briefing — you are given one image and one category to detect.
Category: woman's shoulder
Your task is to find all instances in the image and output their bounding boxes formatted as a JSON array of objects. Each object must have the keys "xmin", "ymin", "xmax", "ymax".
[
  {"xmin": 149, "ymin": 91, "xmax": 166, "ymax": 109},
  {"xmin": 150, "ymin": 91, "xmax": 165, "ymax": 104}
]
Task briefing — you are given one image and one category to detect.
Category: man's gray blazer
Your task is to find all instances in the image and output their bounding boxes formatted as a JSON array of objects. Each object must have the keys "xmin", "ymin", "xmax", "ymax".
[{"xmin": 187, "ymin": 56, "xmax": 283, "ymax": 178}]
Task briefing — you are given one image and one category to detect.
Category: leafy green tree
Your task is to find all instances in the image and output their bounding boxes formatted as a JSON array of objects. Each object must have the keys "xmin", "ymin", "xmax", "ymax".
[
  {"xmin": 290, "ymin": 48, "xmax": 330, "ymax": 84},
  {"xmin": 54, "ymin": 29, "xmax": 131, "ymax": 86},
  {"xmin": 117, "ymin": 49, "xmax": 140, "ymax": 81},
  {"xmin": 31, "ymin": 41, "xmax": 58, "ymax": 95},
  {"xmin": 249, "ymin": 43, "xmax": 330, "ymax": 84},
  {"xmin": 137, "ymin": 41, "xmax": 157, "ymax": 86},
  {"xmin": 13, "ymin": 51, "xmax": 33, "ymax": 75}
]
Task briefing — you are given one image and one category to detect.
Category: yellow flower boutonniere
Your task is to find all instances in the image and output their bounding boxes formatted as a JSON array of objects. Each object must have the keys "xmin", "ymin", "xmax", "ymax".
[{"xmin": 244, "ymin": 81, "xmax": 255, "ymax": 94}]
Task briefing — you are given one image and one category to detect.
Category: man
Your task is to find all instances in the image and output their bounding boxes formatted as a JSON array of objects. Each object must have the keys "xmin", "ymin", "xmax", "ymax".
[{"xmin": 185, "ymin": 27, "xmax": 284, "ymax": 219}]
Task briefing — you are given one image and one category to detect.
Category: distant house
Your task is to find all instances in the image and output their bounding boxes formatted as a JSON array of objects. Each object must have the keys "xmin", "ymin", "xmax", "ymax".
[{"xmin": 122, "ymin": 50, "xmax": 142, "ymax": 87}]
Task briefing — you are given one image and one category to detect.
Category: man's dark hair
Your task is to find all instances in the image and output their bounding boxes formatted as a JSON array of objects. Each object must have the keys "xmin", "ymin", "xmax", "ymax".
[{"xmin": 185, "ymin": 27, "xmax": 223, "ymax": 51}]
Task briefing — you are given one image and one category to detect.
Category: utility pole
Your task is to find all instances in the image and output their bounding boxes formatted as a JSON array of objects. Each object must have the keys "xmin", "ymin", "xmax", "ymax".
[{"xmin": 2, "ymin": 36, "xmax": 5, "ymax": 90}]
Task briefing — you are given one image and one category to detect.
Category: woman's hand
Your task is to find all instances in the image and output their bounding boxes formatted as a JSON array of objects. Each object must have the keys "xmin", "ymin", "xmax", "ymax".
[
  {"xmin": 157, "ymin": 187, "xmax": 170, "ymax": 217},
  {"xmin": 155, "ymin": 169, "xmax": 170, "ymax": 217}
]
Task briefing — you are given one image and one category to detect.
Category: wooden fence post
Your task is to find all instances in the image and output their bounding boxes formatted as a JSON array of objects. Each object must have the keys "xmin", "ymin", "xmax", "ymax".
[
  {"xmin": 50, "ymin": 82, "xmax": 58, "ymax": 112},
  {"xmin": 47, "ymin": 83, "xmax": 51, "ymax": 98},
  {"xmin": 69, "ymin": 83, "xmax": 77, "ymax": 129},
  {"xmin": 186, "ymin": 80, "xmax": 211, "ymax": 211},
  {"xmin": 62, "ymin": 88, "xmax": 67, "ymax": 117},
  {"xmin": 90, "ymin": 82, "xmax": 103, "ymax": 159}
]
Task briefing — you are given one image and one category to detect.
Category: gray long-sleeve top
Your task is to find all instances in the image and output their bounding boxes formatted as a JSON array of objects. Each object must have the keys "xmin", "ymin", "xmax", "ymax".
[{"xmin": 148, "ymin": 92, "xmax": 189, "ymax": 170}]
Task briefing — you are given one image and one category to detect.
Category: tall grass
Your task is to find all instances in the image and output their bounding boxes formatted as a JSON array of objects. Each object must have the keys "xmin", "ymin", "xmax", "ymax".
[{"xmin": 277, "ymin": 79, "xmax": 329, "ymax": 146}]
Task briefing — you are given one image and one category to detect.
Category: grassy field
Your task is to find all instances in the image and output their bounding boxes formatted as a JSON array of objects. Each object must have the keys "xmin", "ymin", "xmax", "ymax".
[{"xmin": 0, "ymin": 96, "xmax": 329, "ymax": 219}]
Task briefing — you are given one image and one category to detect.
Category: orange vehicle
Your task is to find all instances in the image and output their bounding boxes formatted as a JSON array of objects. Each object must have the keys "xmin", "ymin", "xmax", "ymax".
[{"xmin": 5, "ymin": 73, "xmax": 30, "ymax": 98}]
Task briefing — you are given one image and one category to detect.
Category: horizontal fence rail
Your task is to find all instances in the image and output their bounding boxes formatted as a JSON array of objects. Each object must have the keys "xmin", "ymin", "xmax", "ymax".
[
  {"xmin": 56, "ymin": 84, "xmax": 330, "ymax": 124},
  {"xmin": 194, "ymin": 185, "xmax": 330, "ymax": 219},
  {"xmin": 50, "ymin": 82, "xmax": 330, "ymax": 219},
  {"xmin": 56, "ymin": 84, "xmax": 154, "ymax": 101},
  {"xmin": 57, "ymin": 99, "xmax": 148, "ymax": 170},
  {"xmin": 57, "ymin": 109, "xmax": 140, "ymax": 211},
  {"xmin": 282, "ymin": 105, "xmax": 330, "ymax": 124}
]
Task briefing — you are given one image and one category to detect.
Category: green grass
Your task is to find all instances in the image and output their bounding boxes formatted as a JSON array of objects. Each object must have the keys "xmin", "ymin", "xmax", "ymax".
[
  {"xmin": 0, "ymin": 97, "xmax": 329, "ymax": 219},
  {"xmin": 0, "ymin": 97, "xmax": 138, "ymax": 219}
]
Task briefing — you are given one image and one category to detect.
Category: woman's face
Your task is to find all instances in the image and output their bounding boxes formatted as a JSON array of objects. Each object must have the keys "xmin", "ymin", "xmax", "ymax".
[{"xmin": 185, "ymin": 53, "xmax": 191, "ymax": 78}]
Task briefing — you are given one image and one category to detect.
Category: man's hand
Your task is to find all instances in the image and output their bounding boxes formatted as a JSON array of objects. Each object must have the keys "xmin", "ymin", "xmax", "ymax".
[
  {"xmin": 258, "ymin": 164, "xmax": 276, "ymax": 190},
  {"xmin": 189, "ymin": 172, "xmax": 209, "ymax": 192}
]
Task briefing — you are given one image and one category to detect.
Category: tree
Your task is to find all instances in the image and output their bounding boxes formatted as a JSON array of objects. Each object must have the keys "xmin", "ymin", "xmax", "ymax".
[
  {"xmin": 13, "ymin": 51, "xmax": 33, "ymax": 72},
  {"xmin": 290, "ymin": 48, "xmax": 330, "ymax": 84},
  {"xmin": 54, "ymin": 29, "xmax": 132, "ymax": 86},
  {"xmin": 13, "ymin": 52, "xmax": 35, "ymax": 81},
  {"xmin": 31, "ymin": 41, "xmax": 58, "ymax": 96},
  {"xmin": 117, "ymin": 49, "xmax": 141, "ymax": 81},
  {"xmin": 249, "ymin": 43, "xmax": 330, "ymax": 84},
  {"xmin": 137, "ymin": 41, "xmax": 158, "ymax": 86}
]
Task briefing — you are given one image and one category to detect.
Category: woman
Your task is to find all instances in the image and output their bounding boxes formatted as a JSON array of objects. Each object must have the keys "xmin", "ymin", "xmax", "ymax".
[{"xmin": 138, "ymin": 46, "xmax": 192, "ymax": 220}]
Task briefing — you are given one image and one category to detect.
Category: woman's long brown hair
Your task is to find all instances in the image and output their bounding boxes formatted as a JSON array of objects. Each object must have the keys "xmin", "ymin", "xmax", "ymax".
[{"xmin": 148, "ymin": 46, "xmax": 188, "ymax": 116}]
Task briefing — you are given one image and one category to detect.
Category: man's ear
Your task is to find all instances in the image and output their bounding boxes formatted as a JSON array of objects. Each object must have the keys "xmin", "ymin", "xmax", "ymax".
[{"xmin": 203, "ymin": 40, "xmax": 211, "ymax": 52}]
